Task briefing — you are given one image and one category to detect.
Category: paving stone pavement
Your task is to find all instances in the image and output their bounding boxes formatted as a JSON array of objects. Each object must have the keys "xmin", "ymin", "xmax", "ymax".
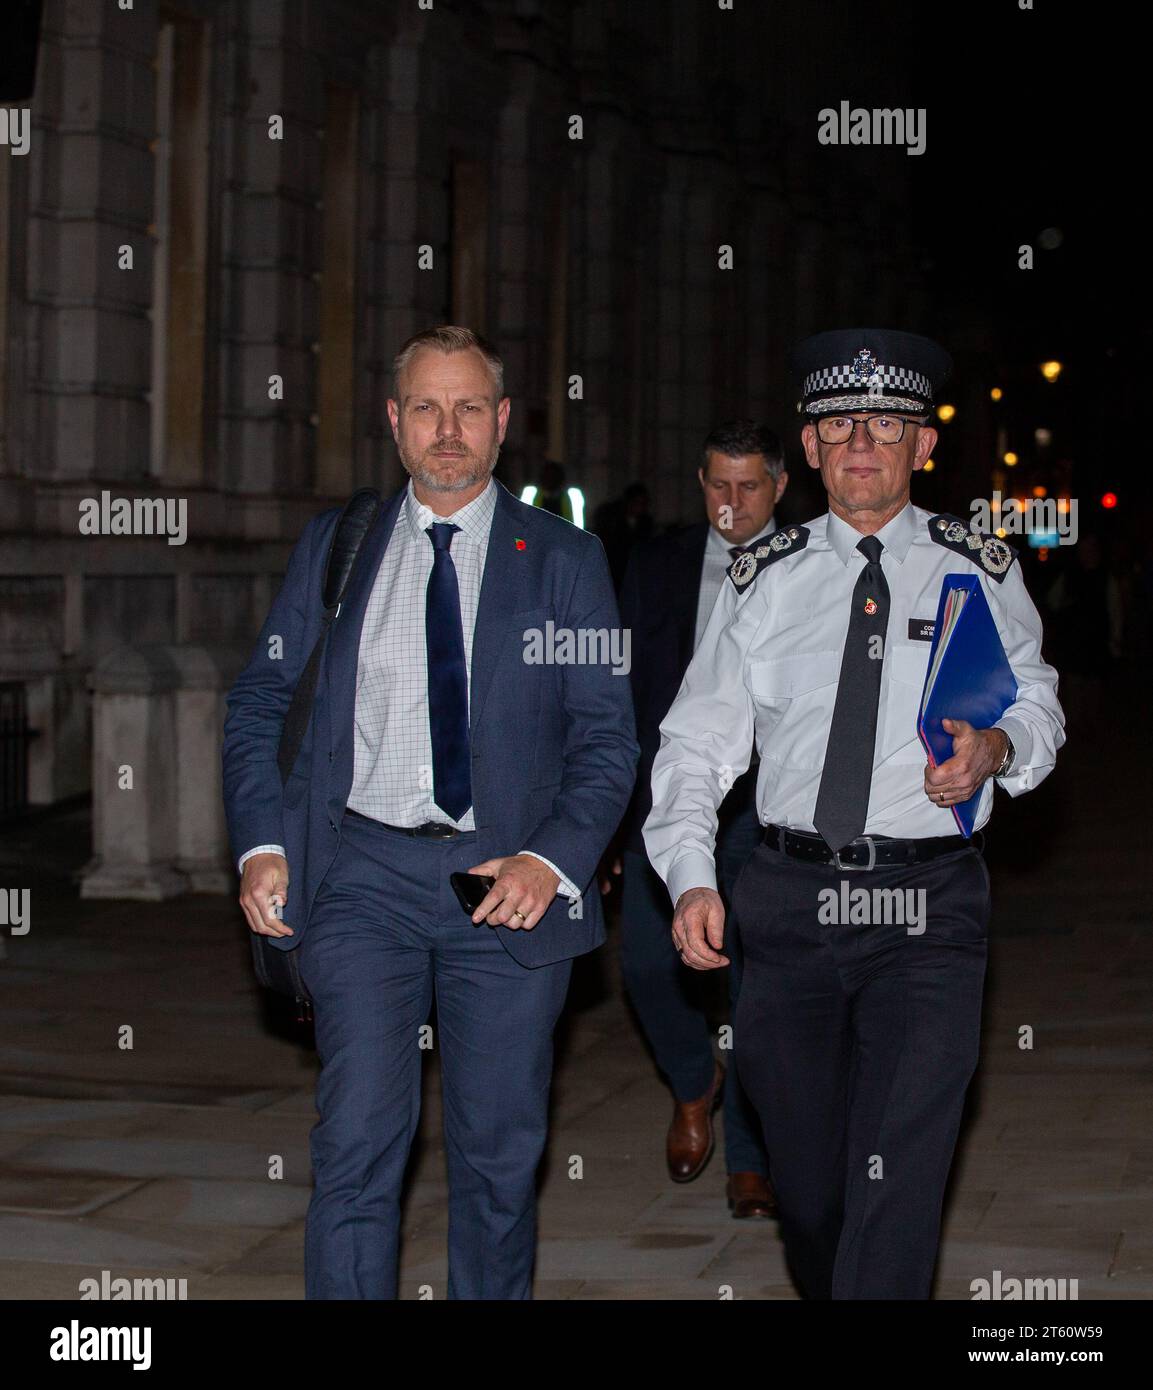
[{"xmin": 0, "ymin": 681, "xmax": 1148, "ymax": 1300}]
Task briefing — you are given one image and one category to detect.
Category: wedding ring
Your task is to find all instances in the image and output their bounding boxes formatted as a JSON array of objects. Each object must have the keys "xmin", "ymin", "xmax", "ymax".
[{"xmin": 511, "ymin": 909, "xmax": 525, "ymax": 921}]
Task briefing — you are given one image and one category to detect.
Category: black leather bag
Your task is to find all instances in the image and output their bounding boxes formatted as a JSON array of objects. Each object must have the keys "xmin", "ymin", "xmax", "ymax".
[{"xmin": 248, "ymin": 488, "xmax": 382, "ymax": 1017}]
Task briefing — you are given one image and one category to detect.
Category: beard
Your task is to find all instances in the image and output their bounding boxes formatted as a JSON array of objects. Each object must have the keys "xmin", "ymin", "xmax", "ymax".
[{"xmin": 400, "ymin": 438, "xmax": 500, "ymax": 493}]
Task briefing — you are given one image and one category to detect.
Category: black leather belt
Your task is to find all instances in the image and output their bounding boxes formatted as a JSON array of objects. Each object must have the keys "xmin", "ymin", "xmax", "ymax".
[
  {"xmin": 762, "ymin": 823, "xmax": 979, "ymax": 870},
  {"xmin": 344, "ymin": 809, "xmax": 466, "ymax": 838}
]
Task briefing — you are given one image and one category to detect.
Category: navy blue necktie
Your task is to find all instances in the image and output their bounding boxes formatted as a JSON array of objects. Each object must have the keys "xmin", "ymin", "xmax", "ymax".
[{"xmin": 425, "ymin": 522, "xmax": 471, "ymax": 820}]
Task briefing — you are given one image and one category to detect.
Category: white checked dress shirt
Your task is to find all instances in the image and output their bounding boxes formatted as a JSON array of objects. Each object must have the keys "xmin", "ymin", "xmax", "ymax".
[
  {"xmin": 240, "ymin": 477, "xmax": 577, "ymax": 897},
  {"xmin": 644, "ymin": 502, "xmax": 1066, "ymax": 906}
]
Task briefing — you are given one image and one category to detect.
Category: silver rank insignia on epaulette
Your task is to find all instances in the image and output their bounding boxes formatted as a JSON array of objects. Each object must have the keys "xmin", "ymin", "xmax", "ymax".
[
  {"xmin": 928, "ymin": 513, "xmax": 1016, "ymax": 582},
  {"xmin": 728, "ymin": 525, "xmax": 810, "ymax": 589}
]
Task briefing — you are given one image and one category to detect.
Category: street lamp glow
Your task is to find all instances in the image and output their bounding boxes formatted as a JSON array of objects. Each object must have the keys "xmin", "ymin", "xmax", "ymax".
[
  {"xmin": 1003, "ymin": 451, "xmax": 1018, "ymax": 466},
  {"xmin": 1040, "ymin": 360, "xmax": 1063, "ymax": 383},
  {"xmin": 936, "ymin": 403, "xmax": 956, "ymax": 423},
  {"xmin": 990, "ymin": 387, "xmax": 1003, "ymax": 401}
]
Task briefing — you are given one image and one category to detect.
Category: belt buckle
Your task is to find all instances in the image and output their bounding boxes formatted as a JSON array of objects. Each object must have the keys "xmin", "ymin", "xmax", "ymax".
[
  {"xmin": 832, "ymin": 836, "xmax": 877, "ymax": 872},
  {"xmin": 415, "ymin": 821, "xmax": 456, "ymax": 839}
]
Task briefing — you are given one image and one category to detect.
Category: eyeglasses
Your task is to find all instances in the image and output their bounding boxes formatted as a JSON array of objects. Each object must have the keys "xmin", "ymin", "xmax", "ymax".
[{"xmin": 815, "ymin": 414, "xmax": 926, "ymax": 445}]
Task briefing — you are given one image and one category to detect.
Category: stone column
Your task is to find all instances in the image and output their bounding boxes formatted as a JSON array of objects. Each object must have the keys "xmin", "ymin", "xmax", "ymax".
[
  {"xmin": 81, "ymin": 643, "xmax": 245, "ymax": 900},
  {"xmin": 216, "ymin": 0, "xmax": 324, "ymax": 500},
  {"xmin": 23, "ymin": 0, "xmax": 154, "ymax": 484}
]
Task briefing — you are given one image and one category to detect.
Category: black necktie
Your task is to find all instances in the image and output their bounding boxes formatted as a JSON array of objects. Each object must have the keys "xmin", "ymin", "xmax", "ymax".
[
  {"xmin": 425, "ymin": 522, "xmax": 471, "ymax": 820},
  {"xmin": 812, "ymin": 535, "xmax": 890, "ymax": 852}
]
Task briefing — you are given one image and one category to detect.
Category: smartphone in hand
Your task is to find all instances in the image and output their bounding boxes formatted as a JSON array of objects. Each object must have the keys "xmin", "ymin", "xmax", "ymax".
[{"xmin": 450, "ymin": 871, "xmax": 496, "ymax": 918}]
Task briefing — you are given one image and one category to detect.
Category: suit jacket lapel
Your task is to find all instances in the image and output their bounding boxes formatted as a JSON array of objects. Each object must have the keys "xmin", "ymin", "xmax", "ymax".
[
  {"xmin": 469, "ymin": 479, "xmax": 531, "ymax": 729},
  {"xmin": 326, "ymin": 486, "xmax": 404, "ymax": 730}
]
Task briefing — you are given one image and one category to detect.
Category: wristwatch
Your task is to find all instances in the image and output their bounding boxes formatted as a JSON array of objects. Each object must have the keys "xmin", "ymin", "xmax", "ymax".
[{"xmin": 993, "ymin": 730, "xmax": 1015, "ymax": 778}]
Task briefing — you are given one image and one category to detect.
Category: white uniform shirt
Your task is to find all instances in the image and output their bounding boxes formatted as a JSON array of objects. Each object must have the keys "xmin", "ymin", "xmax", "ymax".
[{"xmin": 643, "ymin": 501, "xmax": 1066, "ymax": 906}]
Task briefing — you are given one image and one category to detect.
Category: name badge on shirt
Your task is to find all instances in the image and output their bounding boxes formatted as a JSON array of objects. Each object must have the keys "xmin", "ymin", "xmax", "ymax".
[{"xmin": 908, "ymin": 619, "xmax": 936, "ymax": 642}]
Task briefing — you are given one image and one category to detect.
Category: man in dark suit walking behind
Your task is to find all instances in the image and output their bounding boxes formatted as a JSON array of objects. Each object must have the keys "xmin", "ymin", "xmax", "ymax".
[
  {"xmin": 223, "ymin": 326, "xmax": 638, "ymax": 1299},
  {"xmin": 614, "ymin": 421, "xmax": 785, "ymax": 1218}
]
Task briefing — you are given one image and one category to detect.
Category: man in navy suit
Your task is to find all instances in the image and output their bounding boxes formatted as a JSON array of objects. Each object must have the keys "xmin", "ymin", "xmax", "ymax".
[
  {"xmin": 222, "ymin": 326, "xmax": 638, "ymax": 1300},
  {"xmin": 614, "ymin": 422, "xmax": 785, "ymax": 1218}
]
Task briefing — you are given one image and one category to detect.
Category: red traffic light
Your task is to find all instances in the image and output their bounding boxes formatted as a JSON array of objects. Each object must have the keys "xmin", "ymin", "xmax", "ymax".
[{"xmin": 1101, "ymin": 492, "xmax": 1118, "ymax": 509}]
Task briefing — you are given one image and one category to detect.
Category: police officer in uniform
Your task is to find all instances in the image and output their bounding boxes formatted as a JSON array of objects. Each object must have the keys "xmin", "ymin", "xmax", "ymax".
[{"xmin": 643, "ymin": 329, "xmax": 1066, "ymax": 1299}]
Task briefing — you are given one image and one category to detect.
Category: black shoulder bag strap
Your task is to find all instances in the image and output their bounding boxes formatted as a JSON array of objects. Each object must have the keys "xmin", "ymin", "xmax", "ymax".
[
  {"xmin": 276, "ymin": 488, "xmax": 382, "ymax": 786},
  {"xmin": 253, "ymin": 488, "xmax": 381, "ymax": 1020}
]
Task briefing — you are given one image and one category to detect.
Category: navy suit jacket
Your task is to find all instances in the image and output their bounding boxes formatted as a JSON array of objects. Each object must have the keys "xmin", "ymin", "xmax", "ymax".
[
  {"xmin": 617, "ymin": 522, "xmax": 758, "ymax": 858},
  {"xmin": 222, "ymin": 478, "xmax": 639, "ymax": 968}
]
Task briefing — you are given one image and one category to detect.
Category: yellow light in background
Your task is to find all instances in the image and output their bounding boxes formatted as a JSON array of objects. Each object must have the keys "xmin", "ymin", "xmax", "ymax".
[
  {"xmin": 1032, "ymin": 486, "xmax": 1047, "ymax": 498},
  {"xmin": 1013, "ymin": 498, "xmax": 1027, "ymax": 511},
  {"xmin": 1040, "ymin": 360, "xmax": 1063, "ymax": 383},
  {"xmin": 936, "ymin": 404, "xmax": 956, "ymax": 423},
  {"xmin": 990, "ymin": 387, "xmax": 1003, "ymax": 401},
  {"xmin": 922, "ymin": 458, "xmax": 935, "ymax": 472},
  {"xmin": 1057, "ymin": 498, "xmax": 1070, "ymax": 514},
  {"xmin": 1003, "ymin": 451, "xmax": 1018, "ymax": 466},
  {"xmin": 992, "ymin": 497, "xmax": 1003, "ymax": 512},
  {"xmin": 996, "ymin": 528, "xmax": 1007, "ymax": 538}
]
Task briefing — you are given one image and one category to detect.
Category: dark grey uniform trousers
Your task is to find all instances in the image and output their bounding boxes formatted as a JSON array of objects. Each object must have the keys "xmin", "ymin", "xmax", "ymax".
[{"xmin": 731, "ymin": 839, "xmax": 989, "ymax": 1299}]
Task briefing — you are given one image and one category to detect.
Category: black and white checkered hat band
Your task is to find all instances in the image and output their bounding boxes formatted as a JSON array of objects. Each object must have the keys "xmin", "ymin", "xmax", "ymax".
[
  {"xmin": 803, "ymin": 363, "xmax": 932, "ymax": 401},
  {"xmin": 802, "ymin": 391, "xmax": 928, "ymax": 414}
]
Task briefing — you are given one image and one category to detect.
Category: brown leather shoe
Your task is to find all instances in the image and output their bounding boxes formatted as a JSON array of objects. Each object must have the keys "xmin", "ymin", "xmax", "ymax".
[
  {"xmin": 726, "ymin": 1171, "xmax": 778, "ymax": 1219},
  {"xmin": 666, "ymin": 1061, "xmax": 725, "ymax": 1182}
]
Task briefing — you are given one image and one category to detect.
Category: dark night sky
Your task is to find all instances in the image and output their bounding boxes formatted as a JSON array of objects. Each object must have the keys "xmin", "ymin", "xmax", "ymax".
[
  {"xmin": 908, "ymin": 8, "xmax": 1145, "ymax": 540},
  {"xmin": 715, "ymin": 0, "xmax": 1145, "ymax": 543}
]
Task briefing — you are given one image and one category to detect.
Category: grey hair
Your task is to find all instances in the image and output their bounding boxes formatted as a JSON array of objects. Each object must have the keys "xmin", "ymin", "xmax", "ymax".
[{"xmin": 392, "ymin": 325, "xmax": 504, "ymax": 400}]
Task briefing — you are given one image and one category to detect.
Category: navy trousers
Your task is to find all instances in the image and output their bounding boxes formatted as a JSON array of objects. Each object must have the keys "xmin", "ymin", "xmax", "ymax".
[
  {"xmin": 299, "ymin": 809, "xmax": 572, "ymax": 1300},
  {"xmin": 731, "ymin": 840, "xmax": 989, "ymax": 1299},
  {"xmin": 619, "ymin": 802, "xmax": 768, "ymax": 1175}
]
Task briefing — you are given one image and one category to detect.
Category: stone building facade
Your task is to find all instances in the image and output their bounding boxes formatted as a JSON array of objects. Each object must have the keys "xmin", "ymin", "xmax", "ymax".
[{"xmin": 0, "ymin": 0, "xmax": 927, "ymax": 813}]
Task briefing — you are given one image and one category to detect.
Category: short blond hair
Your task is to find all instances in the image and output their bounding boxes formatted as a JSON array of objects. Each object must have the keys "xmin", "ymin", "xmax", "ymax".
[{"xmin": 392, "ymin": 325, "xmax": 504, "ymax": 400}]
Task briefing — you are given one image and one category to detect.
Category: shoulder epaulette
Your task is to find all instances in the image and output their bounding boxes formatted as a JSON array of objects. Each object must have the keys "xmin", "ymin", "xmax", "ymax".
[
  {"xmin": 728, "ymin": 525, "xmax": 810, "ymax": 590},
  {"xmin": 927, "ymin": 513, "xmax": 1016, "ymax": 583}
]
